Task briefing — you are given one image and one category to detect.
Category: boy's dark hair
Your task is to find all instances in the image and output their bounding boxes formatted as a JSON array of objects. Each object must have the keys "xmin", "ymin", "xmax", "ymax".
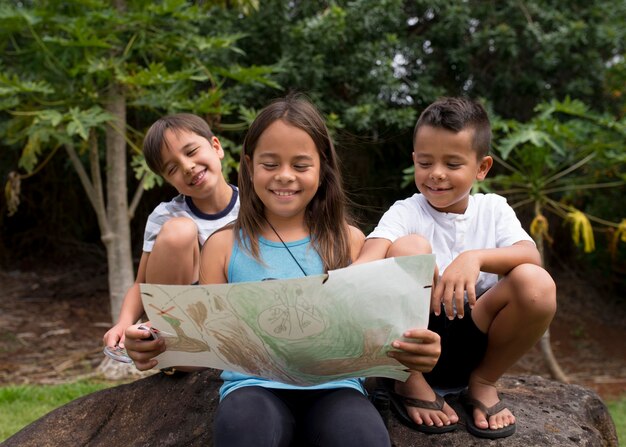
[
  {"xmin": 143, "ymin": 113, "xmax": 215, "ymax": 174},
  {"xmin": 413, "ymin": 97, "xmax": 491, "ymax": 158}
]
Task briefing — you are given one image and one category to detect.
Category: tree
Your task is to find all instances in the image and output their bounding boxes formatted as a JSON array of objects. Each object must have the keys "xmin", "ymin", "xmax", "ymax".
[
  {"xmin": 216, "ymin": 0, "xmax": 625, "ymax": 223},
  {"xmin": 0, "ymin": 0, "xmax": 278, "ymax": 321},
  {"xmin": 482, "ymin": 98, "xmax": 626, "ymax": 380}
]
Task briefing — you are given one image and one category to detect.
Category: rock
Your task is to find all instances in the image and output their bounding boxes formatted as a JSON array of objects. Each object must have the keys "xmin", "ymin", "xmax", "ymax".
[{"xmin": 3, "ymin": 372, "xmax": 618, "ymax": 447}]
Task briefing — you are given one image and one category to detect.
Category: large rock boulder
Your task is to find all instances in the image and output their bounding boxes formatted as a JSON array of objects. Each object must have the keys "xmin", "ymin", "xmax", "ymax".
[{"xmin": 3, "ymin": 371, "xmax": 618, "ymax": 447}]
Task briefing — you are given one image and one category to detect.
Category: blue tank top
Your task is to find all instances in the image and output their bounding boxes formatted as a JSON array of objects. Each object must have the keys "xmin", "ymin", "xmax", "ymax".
[{"xmin": 219, "ymin": 234, "xmax": 365, "ymax": 400}]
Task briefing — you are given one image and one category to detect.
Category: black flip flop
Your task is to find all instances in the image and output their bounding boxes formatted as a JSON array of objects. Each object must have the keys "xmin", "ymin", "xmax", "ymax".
[
  {"xmin": 458, "ymin": 390, "xmax": 516, "ymax": 439},
  {"xmin": 380, "ymin": 378, "xmax": 458, "ymax": 434}
]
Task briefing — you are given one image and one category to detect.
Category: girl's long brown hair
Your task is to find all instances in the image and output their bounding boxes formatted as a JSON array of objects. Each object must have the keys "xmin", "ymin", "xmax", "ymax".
[{"xmin": 235, "ymin": 94, "xmax": 352, "ymax": 272}]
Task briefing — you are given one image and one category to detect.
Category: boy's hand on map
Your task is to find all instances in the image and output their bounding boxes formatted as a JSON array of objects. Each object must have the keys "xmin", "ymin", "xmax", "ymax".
[
  {"xmin": 387, "ymin": 328, "xmax": 441, "ymax": 373},
  {"xmin": 432, "ymin": 252, "xmax": 480, "ymax": 319},
  {"xmin": 124, "ymin": 323, "xmax": 165, "ymax": 371}
]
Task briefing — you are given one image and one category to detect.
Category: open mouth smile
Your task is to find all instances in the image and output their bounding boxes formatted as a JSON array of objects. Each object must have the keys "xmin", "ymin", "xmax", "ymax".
[
  {"xmin": 426, "ymin": 185, "xmax": 452, "ymax": 192},
  {"xmin": 271, "ymin": 189, "xmax": 298, "ymax": 197},
  {"xmin": 189, "ymin": 169, "xmax": 206, "ymax": 186}
]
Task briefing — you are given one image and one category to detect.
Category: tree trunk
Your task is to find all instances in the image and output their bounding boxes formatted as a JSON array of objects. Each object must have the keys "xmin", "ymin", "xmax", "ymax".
[
  {"xmin": 533, "ymin": 204, "xmax": 569, "ymax": 383},
  {"xmin": 104, "ymin": 82, "xmax": 134, "ymax": 322},
  {"xmin": 539, "ymin": 328, "xmax": 569, "ymax": 383}
]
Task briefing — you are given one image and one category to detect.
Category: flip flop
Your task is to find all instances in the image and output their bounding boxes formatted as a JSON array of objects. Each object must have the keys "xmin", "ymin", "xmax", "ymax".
[
  {"xmin": 458, "ymin": 390, "xmax": 516, "ymax": 439},
  {"xmin": 380, "ymin": 378, "xmax": 458, "ymax": 434}
]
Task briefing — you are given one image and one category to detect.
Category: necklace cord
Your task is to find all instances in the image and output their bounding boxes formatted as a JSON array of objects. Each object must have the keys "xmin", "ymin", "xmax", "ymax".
[{"xmin": 264, "ymin": 218, "xmax": 308, "ymax": 277}]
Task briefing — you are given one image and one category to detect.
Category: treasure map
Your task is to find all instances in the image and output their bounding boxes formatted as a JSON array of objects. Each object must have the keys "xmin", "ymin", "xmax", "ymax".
[{"xmin": 140, "ymin": 254, "xmax": 435, "ymax": 386}]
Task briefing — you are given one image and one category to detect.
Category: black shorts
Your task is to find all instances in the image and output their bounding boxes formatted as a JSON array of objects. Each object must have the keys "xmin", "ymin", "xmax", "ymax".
[{"xmin": 423, "ymin": 302, "xmax": 488, "ymax": 389}]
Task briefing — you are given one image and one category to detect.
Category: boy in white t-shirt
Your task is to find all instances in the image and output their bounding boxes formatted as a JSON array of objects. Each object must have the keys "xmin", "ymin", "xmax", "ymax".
[
  {"xmin": 357, "ymin": 97, "xmax": 556, "ymax": 439},
  {"xmin": 103, "ymin": 114, "xmax": 239, "ymax": 351}
]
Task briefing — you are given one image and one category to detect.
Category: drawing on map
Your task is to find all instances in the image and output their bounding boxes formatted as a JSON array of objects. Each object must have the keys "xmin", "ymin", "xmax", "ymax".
[{"xmin": 141, "ymin": 254, "xmax": 436, "ymax": 386}]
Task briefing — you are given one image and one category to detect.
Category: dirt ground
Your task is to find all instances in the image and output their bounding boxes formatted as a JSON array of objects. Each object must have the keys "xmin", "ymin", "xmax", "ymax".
[{"xmin": 0, "ymin": 262, "xmax": 625, "ymax": 401}]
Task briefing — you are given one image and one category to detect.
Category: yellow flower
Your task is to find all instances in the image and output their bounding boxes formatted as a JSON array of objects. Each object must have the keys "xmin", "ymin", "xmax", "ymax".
[
  {"xmin": 530, "ymin": 213, "xmax": 553, "ymax": 244},
  {"xmin": 565, "ymin": 208, "xmax": 595, "ymax": 253},
  {"xmin": 609, "ymin": 219, "xmax": 626, "ymax": 260}
]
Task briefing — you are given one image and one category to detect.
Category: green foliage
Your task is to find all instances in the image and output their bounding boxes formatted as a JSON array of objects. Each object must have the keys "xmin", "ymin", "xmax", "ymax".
[
  {"xmin": 1, "ymin": 0, "xmax": 624, "ymax": 278},
  {"xmin": 488, "ymin": 99, "xmax": 624, "ymax": 193},
  {"xmin": 482, "ymin": 98, "xmax": 625, "ymax": 261},
  {"xmin": 399, "ymin": 0, "xmax": 626, "ymax": 119},
  {"xmin": 0, "ymin": 0, "xmax": 280, "ymax": 185},
  {"xmin": 236, "ymin": 0, "xmax": 625, "ymax": 125},
  {"xmin": 218, "ymin": 0, "xmax": 625, "ymax": 227}
]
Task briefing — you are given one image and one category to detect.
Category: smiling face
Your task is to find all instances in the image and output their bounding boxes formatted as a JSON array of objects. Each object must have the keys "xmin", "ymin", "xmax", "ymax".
[
  {"xmin": 248, "ymin": 120, "xmax": 321, "ymax": 226},
  {"xmin": 160, "ymin": 129, "xmax": 228, "ymax": 212},
  {"xmin": 413, "ymin": 125, "xmax": 492, "ymax": 214}
]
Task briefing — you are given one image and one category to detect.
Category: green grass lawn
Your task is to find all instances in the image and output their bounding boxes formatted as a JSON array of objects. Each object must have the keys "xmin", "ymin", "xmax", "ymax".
[
  {"xmin": 0, "ymin": 380, "xmax": 114, "ymax": 442},
  {"xmin": 607, "ymin": 397, "xmax": 626, "ymax": 446},
  {"xmin": 1, "ymin": 382, "xmax": 624, "ymax": 444}
]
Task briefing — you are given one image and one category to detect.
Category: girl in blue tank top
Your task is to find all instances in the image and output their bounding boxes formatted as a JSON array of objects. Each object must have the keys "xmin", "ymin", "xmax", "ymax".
[
  {"xmin": 199, "ymin": 95, "xmax": 391, "ymax": 446},
  {"xmin": 125, "ymin": 95, "xmax": 442, "ymax": 446}
]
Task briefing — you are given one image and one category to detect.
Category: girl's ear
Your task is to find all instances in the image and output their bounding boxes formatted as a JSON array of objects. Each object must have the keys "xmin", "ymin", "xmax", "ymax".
[
  {"xmin": 476, "ymin": 155, "xmax": 493, "ymax": 181},
  {"xmin": 244, "ymin": 154, "xmax": 252, "ymax": 178}
]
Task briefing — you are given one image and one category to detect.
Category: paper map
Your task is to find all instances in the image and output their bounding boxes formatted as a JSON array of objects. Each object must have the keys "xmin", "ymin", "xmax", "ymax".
[{"xmin": 140, "ymin": 254, "xmax": 435, "ymax": 386}]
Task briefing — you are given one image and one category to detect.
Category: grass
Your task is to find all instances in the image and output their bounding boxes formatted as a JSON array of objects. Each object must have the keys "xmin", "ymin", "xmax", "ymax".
[
  {"xmin": 607, "ymin": 396, "xmax": 626, "ymax": 446},
  {"xmin": 1, "ymin": 382, "xmax": 625, "ymax": 444},
  {"xmin": 0, "ymin": 380, "xmax": 114, "ymax": 442}
]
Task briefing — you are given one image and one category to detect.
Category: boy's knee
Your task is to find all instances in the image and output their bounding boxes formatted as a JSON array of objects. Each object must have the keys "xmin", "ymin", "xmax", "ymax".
[
  {"xmin": 509, "ymin": 264, "xmax": 556, "ymax": 316},
  {"xmin": 388, "ymin": 234, "xmax": 432, "ymax": 257},
  {"xmin": 157, "ymin": 217, "xmax": 199, "ymax": 250}
]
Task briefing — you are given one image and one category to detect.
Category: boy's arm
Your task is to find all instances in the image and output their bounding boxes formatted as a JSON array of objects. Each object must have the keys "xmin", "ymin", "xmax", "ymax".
[
  {"xmin": 103, "ymin": 252, "xmax": 150, "ymax": 348},
  {"xmin": 469, "ymin": 240, "xmax": 541, "ymax": 274},
  {"xmin": 352, "ymin": 237, "xmax": 391, "ymax": 265},
  {"xmin": 434, "ymin": 241, "xmax": 540, "ymax": 318}
]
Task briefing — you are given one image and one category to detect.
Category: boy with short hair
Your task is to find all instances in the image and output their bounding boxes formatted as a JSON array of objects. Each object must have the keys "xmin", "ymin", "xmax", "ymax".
[
  {"xmin": 357, "ymin": 97, "xmax": 556, "ymax": 439},
  {"xmin": 103, "ymin": 113, "xmax": 239, "ymax": 350}
]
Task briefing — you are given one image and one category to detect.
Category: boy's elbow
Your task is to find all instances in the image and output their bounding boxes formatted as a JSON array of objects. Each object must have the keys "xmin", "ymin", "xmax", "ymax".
[
  {"xmin": 528, "ymin": 249, "xmax": 542, "ymax": 266},
  {"xmin": 514, "ymin": 241, "xmax": 542, "ymax": 266},
  {"xmin": 530, "ymin": 246, "xmax": 543, "ymax": 266}
]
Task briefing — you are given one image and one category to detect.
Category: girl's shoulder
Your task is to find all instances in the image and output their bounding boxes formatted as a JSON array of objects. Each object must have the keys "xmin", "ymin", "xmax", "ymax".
[
  {"xmin": 203, "ymin": 224, "xmax": 236, "ymax": 255},
  {"xmin": 347, "ymin": 224, "xmax": 365, "ymax": 240},
  {"xmin": 347, "ymin": 224, "xmax": 365, "ymax": 261},
  {"xmin": 200, "ymin": 224, "xmax": 235, "ymax": 284}
]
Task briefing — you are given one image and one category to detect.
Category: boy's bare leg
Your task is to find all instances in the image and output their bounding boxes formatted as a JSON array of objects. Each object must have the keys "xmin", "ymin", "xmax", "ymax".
[
  {"xmin": 388, "ymin": 236, "xmax": 459, "ymax": 427},
  {"xmin": 145, "ymin": 217, "xmax": 200, "ymax": 284},
  {"xmin": 469, "ymin": 263, "xmax": 556, "ymax": 430}
]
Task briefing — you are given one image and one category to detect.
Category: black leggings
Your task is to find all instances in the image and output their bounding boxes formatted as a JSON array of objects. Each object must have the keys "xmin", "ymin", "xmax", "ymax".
[{"xmin": 213, "ymin": 386, "xmax": 390, "ymax": 447}]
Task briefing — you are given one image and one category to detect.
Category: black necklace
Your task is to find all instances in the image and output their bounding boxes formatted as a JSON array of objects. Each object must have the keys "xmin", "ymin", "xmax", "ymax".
[{"xmin": 264, "ymin": 218, "xmax": 308, "ymax": 277}]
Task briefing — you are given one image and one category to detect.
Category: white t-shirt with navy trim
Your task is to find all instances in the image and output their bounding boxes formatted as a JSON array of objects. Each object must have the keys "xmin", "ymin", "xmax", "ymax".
[{"xmin": 142, "ymin": 184, "xmax": 239, "ymax": 252}]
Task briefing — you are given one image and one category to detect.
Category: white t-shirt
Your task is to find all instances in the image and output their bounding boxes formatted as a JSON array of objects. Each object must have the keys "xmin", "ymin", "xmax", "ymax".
[
  {"xmin": 142, "ymin": 185, "xmax": 239, "ymax": 252},
  {"xmin": 368, "ymin": 193, "xmax": 533, "ymax": 297}
]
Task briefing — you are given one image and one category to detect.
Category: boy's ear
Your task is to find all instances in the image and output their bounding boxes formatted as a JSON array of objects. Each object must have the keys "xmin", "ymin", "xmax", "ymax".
[
  {"xmin": 476, "ymin": 155, "xmax": 493, "ymax": 181},
  {"xmin": 211, "ymin": 136, "xmax": 225, "ymax": 158}
]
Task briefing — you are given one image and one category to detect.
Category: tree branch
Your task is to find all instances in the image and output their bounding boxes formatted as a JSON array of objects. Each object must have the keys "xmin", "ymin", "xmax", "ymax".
[
  {"xmin": 128, "ymin": 174, "xmax": 146, "ymax": 221},
  {"xmin": 64, "ymin": 143, "xmax": 98, "ymax": 210},
  {"xmin": 89, "ymin": 129, "xmax": 111, "ymax": 236}
]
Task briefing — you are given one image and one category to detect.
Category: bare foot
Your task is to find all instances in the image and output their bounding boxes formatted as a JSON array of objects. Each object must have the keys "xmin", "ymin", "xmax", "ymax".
[
  {"xmin": 467, "ymin": 377, "xmax": 515, "ymax": 430},
  {"xmin": 395, "ymin": 373, "xmax": 459, "ymax": 427}
]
